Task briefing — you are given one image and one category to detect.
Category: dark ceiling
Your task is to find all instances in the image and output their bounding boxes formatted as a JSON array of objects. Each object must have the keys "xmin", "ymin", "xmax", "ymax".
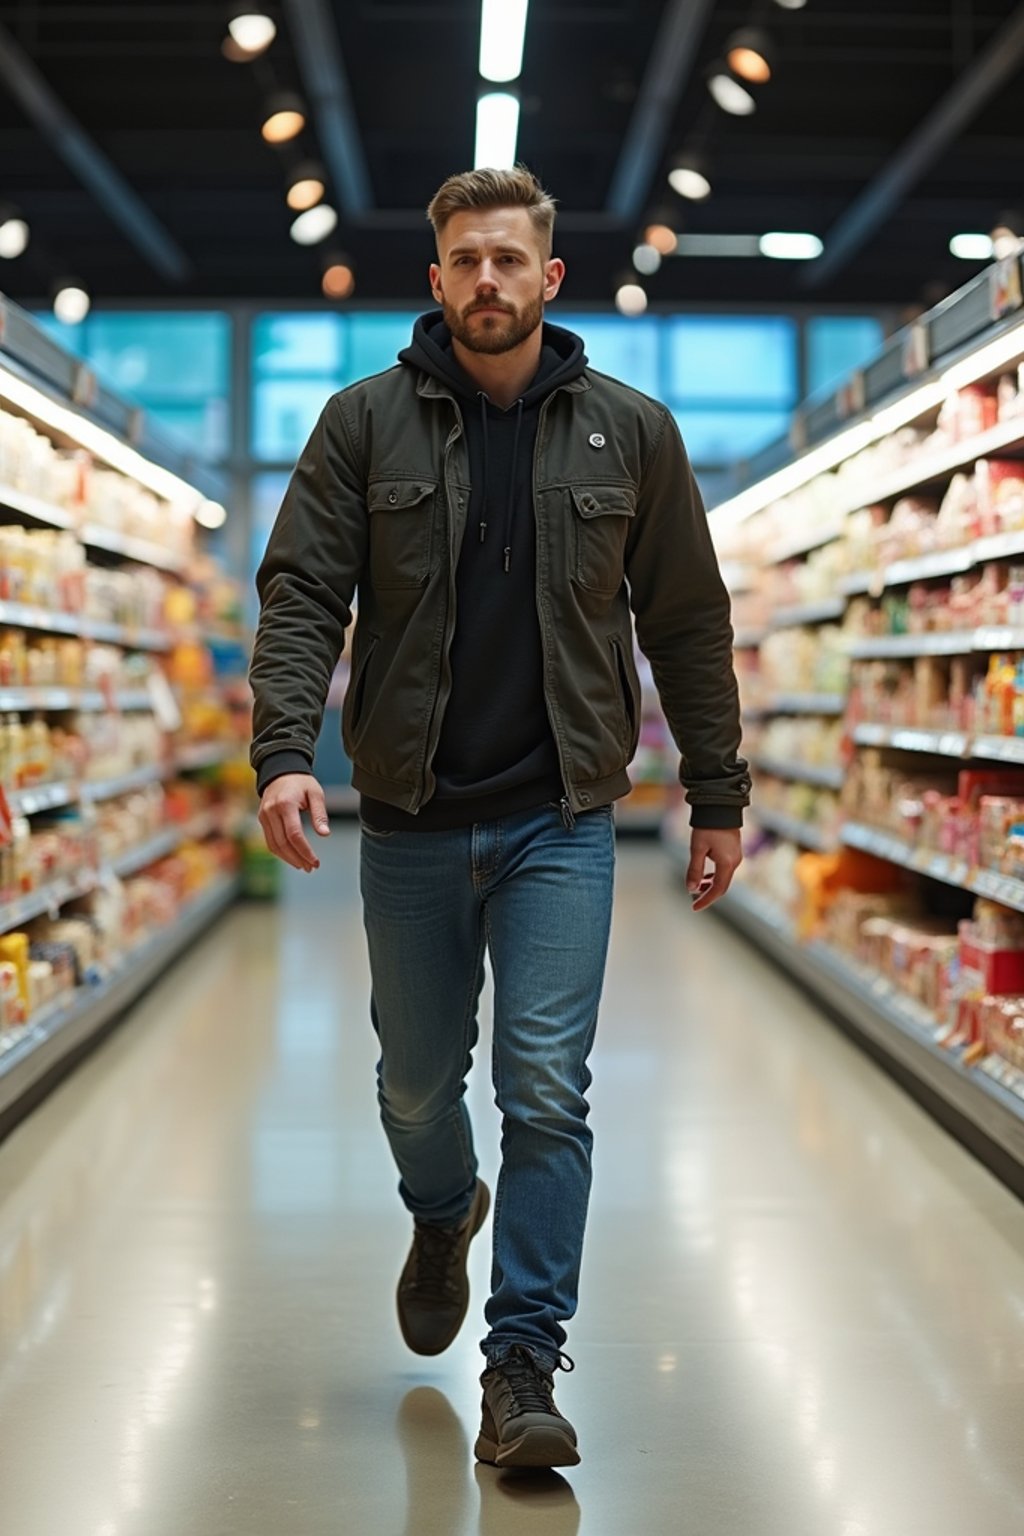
[{"xmin": 0, "ymin": 0, "xmax": 1022, "ymax": 311}]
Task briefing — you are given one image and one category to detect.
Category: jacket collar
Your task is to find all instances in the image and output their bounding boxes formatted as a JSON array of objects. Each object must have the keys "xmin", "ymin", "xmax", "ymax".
[{"xmin": 415, "ymin": 371, "xmax": 591, "ymax": 400}]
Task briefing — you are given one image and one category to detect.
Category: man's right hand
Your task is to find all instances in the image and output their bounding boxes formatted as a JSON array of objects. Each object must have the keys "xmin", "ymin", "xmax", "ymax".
[{"xmin": 258, "ymin": 773, "xmax": 331, "ymax": 872}]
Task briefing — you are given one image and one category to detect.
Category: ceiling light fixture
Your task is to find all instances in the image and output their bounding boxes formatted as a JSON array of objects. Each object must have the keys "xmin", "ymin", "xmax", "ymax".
[
  {"xmin": 0, "ymin": 213, "xmax": 29, "ymax": 259},
  {"xmin": 772, "ymin": 0, "xmax": 807, "ymax": 9},
  {"xmin": 644, "ymin": 223, "xmax": 678, "ymax": 256},
  {"xmin": 261, "ymin": 93, "xmax": 306, "ymax": 144},
  {"xmin": 286, "ymin": 162, "xmax": 326, "ymax": 211},
  {"xmin": 759, "ymin": 231, "xmax": 823, "ymax": 260},
  {"xmin": 290, "ymin": 203, "xmax": 338, "ymax": 245},
  {"xmin": 668, "ymin": 162, "xmax": 712, "ymax": 201},
  {"xmin": 322, "ymin": 253, "xmax": 356, "ymax": 300},
  {"xmin": 632, "ymin": 243, "xmax": 662, "ymax": 276},
  {"xmin": 949, "ymin": 233, "xmax": 993, "ymax": 261},
  {"xmin": 706, "ymin": 66, "xmax": 757, "ymax": 116},
  {"xmin": 615, "ymin": 281, "xmax": 648, "ymax": 317},
  {"xmin": 479, "ymin": 0, "xmax": 529, "ymax": 83},
  {"xmin": 725, "ymin": 28, "xmax": 774, "ymax": 84},
  {"xmin": 672, "ymin": 234, "xmax": 762, "ymax": 257},
  {"xmin": 53, "ymin": 282, "xmax": 91, "ymax": 325},
  {"xmin": 228, "ymin": 9, "xmax": 277, "ymax": 54},
  {"xmin": 474, "ymin": 91, "xmax": 520, "ymax": 170}
]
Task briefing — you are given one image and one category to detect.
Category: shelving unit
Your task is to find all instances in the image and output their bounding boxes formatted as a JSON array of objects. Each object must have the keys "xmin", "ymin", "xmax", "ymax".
[
  {"xmin": 701, "ymin": 257, "xmax": 1024, "ymax": 1194},
  {"xmin": 0, "ymin": 293, "xmax": 244, "ymax": 1137}
]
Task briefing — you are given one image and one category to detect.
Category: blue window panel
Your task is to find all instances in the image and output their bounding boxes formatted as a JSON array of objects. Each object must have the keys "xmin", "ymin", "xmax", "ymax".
[
  {"xmin": 144, "ymin": 401, "xmax": 230, "ymax": 460},
  {"xmin": 551, "ymin": 313, "xmax": 660, "ymax": 395},
  {"xmin": 253, "ymin": 379, "xmax": 336, "ymax": 463},
  {"xmin": 807, "ymin": 315, "xmax": 885, "ymax": 397},
  {"xmin": 84, "ymin": 312, "xmax": 230, "ymax": 398},
  {"xmin": 667, "ymin": 316, "xmax": 798, "ymax": 407},
  {"xmin": 253, "ymin": 313, "xmax": 346, "ymax": 377},
  {"xmin": 672, "ymin": 409, "xmax": 792, "ymax": 465},
  {"xmin": 346, "ymin": 312, "xmax": 420, "ymax": 381}
]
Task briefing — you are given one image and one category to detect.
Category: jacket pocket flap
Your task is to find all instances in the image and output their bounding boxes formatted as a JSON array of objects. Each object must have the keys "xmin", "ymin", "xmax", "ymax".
[
  {"xmin": 571, "ymin": 485, "xmax": 637, "ymax": 519},
  {"xmin": 368, "ymin": 480, "xmax": 437, "ymax": 512}
]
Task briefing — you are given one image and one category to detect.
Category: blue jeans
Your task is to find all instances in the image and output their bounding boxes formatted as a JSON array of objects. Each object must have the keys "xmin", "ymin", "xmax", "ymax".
[{"xmin": 359, "ymin": 802, "xmax": 616, "ymax": 1370}]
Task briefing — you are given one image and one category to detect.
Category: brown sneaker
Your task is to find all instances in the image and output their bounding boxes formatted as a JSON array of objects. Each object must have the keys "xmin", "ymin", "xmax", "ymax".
[
  {"xmin": 397, "ymin": 1178, "xmax": 491, "ymax": 1356},
  {"xmin": 475, "ymin": 1345, "xmax": 580, "ymax": 1469}
]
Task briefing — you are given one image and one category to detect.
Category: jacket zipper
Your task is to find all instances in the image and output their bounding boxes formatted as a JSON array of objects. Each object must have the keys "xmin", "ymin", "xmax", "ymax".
[
  {"xmin": 416, "ymin": 404, "xmax": 465, "ymax": 809},
  {"xmin": 534, "ymin": 389, "xmax": 579, "ymax": 828}
]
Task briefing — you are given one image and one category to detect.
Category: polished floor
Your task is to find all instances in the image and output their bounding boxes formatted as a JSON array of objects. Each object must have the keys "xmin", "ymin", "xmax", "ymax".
[{"xmin": 2, "ymin": 828, "xmax": 1024, "ymax": 1535}]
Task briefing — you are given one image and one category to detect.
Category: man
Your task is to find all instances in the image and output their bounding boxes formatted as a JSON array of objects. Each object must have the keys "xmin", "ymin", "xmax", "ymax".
[{"xmin": 249, "ymin": 165, "xmax": 750, "ymax": 1470}]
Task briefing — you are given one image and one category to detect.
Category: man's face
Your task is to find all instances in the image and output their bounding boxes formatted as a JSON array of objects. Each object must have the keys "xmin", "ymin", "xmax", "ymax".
[{"xmin": 429, "ymin": 206, "xmax": 565, "ymax": 355}]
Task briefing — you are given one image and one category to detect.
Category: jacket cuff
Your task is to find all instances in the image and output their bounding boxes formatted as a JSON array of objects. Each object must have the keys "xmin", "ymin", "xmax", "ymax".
[
  {"xmin": 690, "ymin": 804, "xmax": 745, "ymax": 830},
  {"xmin": 256, "ymin": 750, "xmax": 314, "ymax": 796}
]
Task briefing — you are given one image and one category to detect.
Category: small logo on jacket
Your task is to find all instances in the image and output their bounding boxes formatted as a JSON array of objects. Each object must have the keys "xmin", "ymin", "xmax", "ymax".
[{"xmin": 589, "ymin": 433, "xmax": 606, "ymax": 448}]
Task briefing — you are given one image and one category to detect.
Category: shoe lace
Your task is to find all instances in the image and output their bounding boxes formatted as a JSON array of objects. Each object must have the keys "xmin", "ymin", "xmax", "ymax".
[
  {"xmin": 411, "ymin": 1222, "xmax": 464, "ymax": 1299},
  {"xmin": 498, "ymin": 1345, "xmax": 575, "ymax": 1414}
]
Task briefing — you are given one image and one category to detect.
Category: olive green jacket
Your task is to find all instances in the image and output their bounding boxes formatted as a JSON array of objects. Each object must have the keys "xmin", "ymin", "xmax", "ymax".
[{"xmin": 249, "ymin": 361, "xmax": 750, "ymax": 827}]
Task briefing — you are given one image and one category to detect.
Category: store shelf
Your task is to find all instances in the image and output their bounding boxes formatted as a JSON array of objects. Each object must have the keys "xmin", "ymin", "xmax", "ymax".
[
  {"xmin": 846, "ymin": 631, "xmax": 976, "ymax": 658},
  {"xmin": 752, "ymin": 806, "xmax": 836, "ymax": 852},
  {"xmin": 733, "ymin": 627, "xmax": 768, "ymax": 649},
  {"xmin": 762, "ymin": 693, "xmax": 847, "ymax": 716},
  {"xmin": 842, "ymin": 820, "xmax": 1024, "ymax": 911},
  {"xmin": 769, "ymin": 523, "xmax": 847, "ymax": 565},
  {"xmin": 841, "ymin": 534, "xmax": 1024, "ymax": 602},
  {"xmin": 8, "ymin": 781, "xmax": 79, "ymax": 815},
  {"xmin": 770, "ymin": 597, "xmax": 847, "ymax": 630},
  {"xmin": 110, "ymin": 826, "xmax": 185, "ymax": 879},
  {"xmin": 0, "ymin": 600, "xmax": 170, "ymax": 651},
  {"xmin": 8, "ymin": 762, "xmax": 206, "ymax": 818},
  {"xmin": 82, "ymin": 764, "xmax": 167, "ymax": 802},
  {"xmin": 851, "ymin": 723, "xmax": 1024, "ymax": 762},
  {"xmin": 0, "ymin": 874, "xmax": 240, "ymax": 1133},
  {"xmin": 0, "ymin": 481, "xmax": 77, "ymax": 533},
  {"xmin": 716, "ymin": 882, "xmax": 1024, "ymax": 1181},
  {"xmin": 175, "ymin": 741, "xmax": 237, "ymax": 772},
  {"xmin": 0, "ymin": 687, "xmax": 154, "ymax": 713},
  {"xmin": 0, "ymin": 871, "xmax": 97, "ymax": 931},
  {"xmin": 750, "ymin": 754, "xmax": 845, "ymax": 790},
  {"xmin": 79, "ymin": 522, "xmax": 186, "ymax": 574}
]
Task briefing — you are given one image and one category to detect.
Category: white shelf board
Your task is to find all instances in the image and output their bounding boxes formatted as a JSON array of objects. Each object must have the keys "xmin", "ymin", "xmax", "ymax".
[
  {"xmin": 841, "ymin": 820, "xmax": 1024, "ymax": 910},
  {"xmin": 770, "ymin": 597, "xmax": 847, "ymax": 629},
  {"xmin": 751, "ymin": 755, "xmax": 845, "ymax": 790},
  {"xmin": 752, "ymin": 806, "xmax": 836, "ymax": 852},
  {"xmin": 762, "ymin": 692, "xmax": 847, "ymax": 716},
  {"xmin": 851, "ymin": 723, "xmax": 1024, "ymax": 762}
]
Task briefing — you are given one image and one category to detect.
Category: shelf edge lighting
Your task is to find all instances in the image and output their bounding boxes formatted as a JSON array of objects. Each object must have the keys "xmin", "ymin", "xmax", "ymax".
[
  {"xmin": 474, "ymin": 92, "xmax": 520, "ymax": 170},
  {"xmin": 708, "ymin": 313, "xmax": 1024, "ymax": 533},
  {"xmin": 479, "ymin": 0, "xmax": 529, "ymax": 83},
  {"xmin": 0, "ymin": 361, "xmax": 203, "ymax": 513}
]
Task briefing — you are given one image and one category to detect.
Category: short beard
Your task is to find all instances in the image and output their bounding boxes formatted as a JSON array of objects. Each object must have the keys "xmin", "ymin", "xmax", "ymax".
[{"xmin": 443, "ymin": 288, "xmax": 545, "ymax": 355}]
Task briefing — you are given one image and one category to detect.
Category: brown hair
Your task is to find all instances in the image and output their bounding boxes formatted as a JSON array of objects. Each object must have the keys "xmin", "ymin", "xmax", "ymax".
[{"xmin": 427, "ymin": 165, "xmax": 557, "ymax": 260}]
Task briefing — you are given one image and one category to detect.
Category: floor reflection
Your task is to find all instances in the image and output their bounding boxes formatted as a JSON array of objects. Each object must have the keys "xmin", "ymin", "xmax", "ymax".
[{"xmin": 395, "ymin": 1385, "xmax": 581, "ymax": 1536}]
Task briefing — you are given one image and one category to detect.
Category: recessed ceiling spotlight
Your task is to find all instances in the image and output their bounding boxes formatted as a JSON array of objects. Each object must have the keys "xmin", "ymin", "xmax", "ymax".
[
  {"xmin": 772, "ymin": 0, "xmax": 807, "ymax": 9},
  {"xmin": 644, "ymin": 223, "xmax": 678, "ymax": 256},
  {"xmin": 632, "ymin": 243, "xmax": 662, "ymax": 276},
  {"xmin": 53, "ymin": 281, "xmax": 91, "ymax": 325},
  {"xmin": 615, "ymin": 280, "xmax": 648, "ymax": 317},
  {"xmin": 668, "ymin": 161, "xmax": 712, "ymax": 201},
  {"xmin": 322, "ymin": 253, "xmax": 356, "ymax": 299},
  {"xmin": 0, "ymin": 211, "xmax": 29, "ymax": 259},
  {"xmin": 261, "ymin": 92, "xmax": 306, "ymax": 144},
  {"xmin": 286, "ymin": 162, "xmax": 326, "ymax": 211},
  {"xmin": 290, "ymin": 203, "xmax": 338, "ymax": 245},
  {"xmin": 228, "ymin": 9, "xmax": 277, "ymax": 55},
  {"xmin": 726, "ymin": 28, "xmax": 774, "ymax": 84},
  {"xmin": 706, "ymin": 66, "xmax": 757, "ymax": 116}
]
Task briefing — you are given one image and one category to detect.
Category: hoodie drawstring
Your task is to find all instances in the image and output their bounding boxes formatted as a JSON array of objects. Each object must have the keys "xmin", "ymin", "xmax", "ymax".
[
  {"xmin": 503, "ymin": 399, "xmax": 524, "ymax": 574},
  {"xmin": 477, "ymin": 391, "xmax": 524, "ymax": 576}
]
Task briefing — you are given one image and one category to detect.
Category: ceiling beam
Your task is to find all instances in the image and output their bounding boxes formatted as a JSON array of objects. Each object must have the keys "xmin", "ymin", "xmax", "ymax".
[
  {"xmin": 605, "ymin": 0, "xmax": 715, "ymax": 222},
  {"xmin": 282, "ymin": 0, "xmax": 373, "ymax": 215},
  {"xmin": 802, "ymin": 0, "xmax": 1024, "ymax": 290},
  {"xmin": 0, "ymin": 19, "xmax": 192, "ymax": 284}
]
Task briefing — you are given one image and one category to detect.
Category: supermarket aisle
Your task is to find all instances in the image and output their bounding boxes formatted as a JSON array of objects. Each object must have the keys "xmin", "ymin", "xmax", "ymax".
[{"xmin": 2, "ymin": 830, "xmax": 1024, "ymax": 1536}]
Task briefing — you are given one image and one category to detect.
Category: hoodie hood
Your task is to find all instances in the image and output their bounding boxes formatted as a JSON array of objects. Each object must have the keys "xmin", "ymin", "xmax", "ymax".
[{"xmin": 398, "ymin": 308, "xmax": 587, "ymax": 404}]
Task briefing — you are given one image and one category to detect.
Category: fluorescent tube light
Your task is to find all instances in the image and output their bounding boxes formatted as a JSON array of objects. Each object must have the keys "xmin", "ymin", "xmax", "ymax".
[
  {"xmin": 673, "ymin": 235, "xmax": 762, "ymax": 257},
  {"xmin": 474, "ymin": 92, "xmax": 520, "ymax": 169},
  {"xmin": 949, "ymin": 233, "xmax": 994, "ymax": 261},
  {"xmin": 479, "ymin": 0, "xmax": 529, "ymax": 83},
  {"xmin": 759, "ymin": 232, "xmax": 823, "ymax": 260}
]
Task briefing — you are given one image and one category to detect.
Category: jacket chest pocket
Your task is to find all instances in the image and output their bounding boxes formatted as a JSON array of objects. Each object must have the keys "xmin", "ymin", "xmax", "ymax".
[
  {"xmin": 367, "ymin": 478, "xmax": 438, "ymax": 589},
  {"xmin": 570, "ymin": 484, "xmax": 636, "ymax": 595}
]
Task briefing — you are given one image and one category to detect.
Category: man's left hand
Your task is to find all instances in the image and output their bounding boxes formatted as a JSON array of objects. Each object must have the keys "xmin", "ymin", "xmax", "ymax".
[{"xmin": 686, "ymin": 828, "xmax": 743, "ymax": 912}]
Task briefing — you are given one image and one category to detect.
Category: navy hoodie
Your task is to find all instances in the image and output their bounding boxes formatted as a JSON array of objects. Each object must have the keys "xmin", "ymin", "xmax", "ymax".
[{"xmin": 359, "ymin": 310, "xmax": 588, "ymax": 831}]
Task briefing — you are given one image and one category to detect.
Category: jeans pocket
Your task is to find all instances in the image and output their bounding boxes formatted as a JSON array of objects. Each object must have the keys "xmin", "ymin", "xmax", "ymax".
[{"xmin": 359, "ymin": 820, "xmax": 398, "ymax": 840}]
